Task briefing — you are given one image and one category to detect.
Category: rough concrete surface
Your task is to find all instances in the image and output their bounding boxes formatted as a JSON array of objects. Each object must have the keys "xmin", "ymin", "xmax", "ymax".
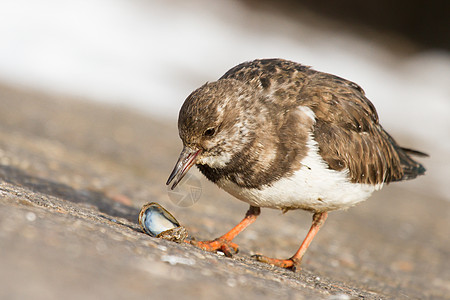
[{"xmin": 0, "ymin": 84, "xmax": 449, "ymax": 300}]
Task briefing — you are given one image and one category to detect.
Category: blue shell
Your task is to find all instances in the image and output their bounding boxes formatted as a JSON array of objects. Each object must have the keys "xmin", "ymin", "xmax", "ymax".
[{"xmin": 139, "ymin": 202, "xmax": 180, "ymax": 237}]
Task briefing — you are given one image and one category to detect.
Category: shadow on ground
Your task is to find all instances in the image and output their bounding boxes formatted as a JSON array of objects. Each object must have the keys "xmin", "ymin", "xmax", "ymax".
[{"xmin": 0, "ymin": 165, "xmax": 138, "ymax": 223}]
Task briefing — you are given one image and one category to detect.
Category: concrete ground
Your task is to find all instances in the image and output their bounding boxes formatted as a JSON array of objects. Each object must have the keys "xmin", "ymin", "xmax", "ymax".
[{"xmin": 0, "ymin": 83, "xmax": 448, "ymax": 299}]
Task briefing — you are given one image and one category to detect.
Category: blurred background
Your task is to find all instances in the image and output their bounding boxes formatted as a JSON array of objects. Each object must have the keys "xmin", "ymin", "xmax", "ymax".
[{"xmin": 0, "ymin": 0, "xmax": 449, "ymax": 201}]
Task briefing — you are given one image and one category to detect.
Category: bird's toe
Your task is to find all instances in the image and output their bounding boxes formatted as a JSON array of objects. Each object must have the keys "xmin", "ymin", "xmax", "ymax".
[
  {"xmin": 189, "ymin": 238, "xmax": 239, "ymax": 257},
  {"xmin": 252, "ymin": 254, "xmax": 302, "ymax": 271}
]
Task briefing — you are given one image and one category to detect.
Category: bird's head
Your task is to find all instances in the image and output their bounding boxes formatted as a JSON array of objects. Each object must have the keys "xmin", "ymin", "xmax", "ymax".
[{"xmin": 166, "ymin": 79, "xmax": 257, "ymax": 189}]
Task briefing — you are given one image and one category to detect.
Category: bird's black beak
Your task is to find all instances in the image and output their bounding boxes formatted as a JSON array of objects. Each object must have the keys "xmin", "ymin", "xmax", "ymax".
[{"xmin": 166, "ymin": 147, "xmax": 202, "ymax": 190}]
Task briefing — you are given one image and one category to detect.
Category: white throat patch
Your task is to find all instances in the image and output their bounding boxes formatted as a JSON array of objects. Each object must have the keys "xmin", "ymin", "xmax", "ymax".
[{"xmin": 197, "ymin": 151, "xmax": 232, "ymax": 168}]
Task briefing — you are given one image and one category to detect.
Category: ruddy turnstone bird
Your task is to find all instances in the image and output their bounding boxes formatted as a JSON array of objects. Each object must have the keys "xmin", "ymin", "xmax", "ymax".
[{"xmin": 166, "ymin": 58, "xmax": 427, "ymax": 271}]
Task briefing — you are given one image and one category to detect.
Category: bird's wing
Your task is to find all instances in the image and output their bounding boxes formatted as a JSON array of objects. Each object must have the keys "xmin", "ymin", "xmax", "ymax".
[
  {"xmin": 220, "ymin": 58, "xmax": 425, "ymax": 184},
  {"xmin": 303, "ymin": 72, "xmax": 424, "ymax": 185}
]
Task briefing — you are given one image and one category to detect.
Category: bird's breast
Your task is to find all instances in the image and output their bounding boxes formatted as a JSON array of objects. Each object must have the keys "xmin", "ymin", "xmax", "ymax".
[{"xmin": 215, "ymin": 135, "xmax": 380, "ymax": 212}]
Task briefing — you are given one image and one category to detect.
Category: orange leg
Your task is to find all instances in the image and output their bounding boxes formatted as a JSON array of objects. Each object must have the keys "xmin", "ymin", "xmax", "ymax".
[
  {"xmin": 253, "ymin": 212, "xmax": 328, "ymax": 271},
  {"xmin": 188, "ymin": 206, "xmax": 260, "ymax": 257}
]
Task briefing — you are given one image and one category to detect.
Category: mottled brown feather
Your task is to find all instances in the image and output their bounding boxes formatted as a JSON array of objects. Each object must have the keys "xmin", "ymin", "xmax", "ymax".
[{"xmin": 220, "ymin": 58, "xmax": 426, "ymax": 185}]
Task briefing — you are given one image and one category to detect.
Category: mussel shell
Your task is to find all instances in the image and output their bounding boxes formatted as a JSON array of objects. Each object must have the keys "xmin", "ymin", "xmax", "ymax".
[{"xmin": 139, "ymin": 202, "xmax": 181, "ymax": 237}]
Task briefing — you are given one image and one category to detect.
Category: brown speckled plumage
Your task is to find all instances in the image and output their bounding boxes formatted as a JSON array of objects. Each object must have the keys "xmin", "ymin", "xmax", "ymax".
[{"xmin": 179, "ymin": 58, "xmax": 426, "ymax": 189}]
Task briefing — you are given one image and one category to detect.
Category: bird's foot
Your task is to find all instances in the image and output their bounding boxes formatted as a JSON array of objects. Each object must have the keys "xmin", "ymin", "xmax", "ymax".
[
  {"xmin": 188, "ymin": 238, "xmax": 239, "ymax": 257},
  {"xmin": 252, "ymin": 254, "xmax": 302, "ymax": 272}
]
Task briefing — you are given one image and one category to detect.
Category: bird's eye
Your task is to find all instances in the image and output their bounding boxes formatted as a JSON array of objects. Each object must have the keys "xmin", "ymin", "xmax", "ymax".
[{"xmin": 204, "ymin": 128, "xmax": 215, "ymax": 137}]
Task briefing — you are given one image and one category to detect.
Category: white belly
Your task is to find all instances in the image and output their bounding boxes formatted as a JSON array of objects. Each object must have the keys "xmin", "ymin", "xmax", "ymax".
[{"xmin": 217, "ymin": 136, "xmax": 382, "ymax": 212}]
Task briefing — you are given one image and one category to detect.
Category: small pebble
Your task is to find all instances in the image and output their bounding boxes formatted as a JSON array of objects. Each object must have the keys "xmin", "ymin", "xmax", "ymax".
[
  {"xmin": 25, "ymin": 212, "xmax": 36, "ymax": 222},
  {"xmin": 226, "ymin": 277, "xmax": 237, "ymax": 287},
  {"xmin": 161, "ymin": 255, "xmax": 195, "ymax": 266},
  {"xmin": 157, "ymin": 245, "xmax": 168, "ymax": 252}
]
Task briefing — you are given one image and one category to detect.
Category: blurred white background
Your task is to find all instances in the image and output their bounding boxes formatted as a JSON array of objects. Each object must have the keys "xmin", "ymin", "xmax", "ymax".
[{"xmin": 0, "ymin": 0, "xmax": 449, "ymax": 200}]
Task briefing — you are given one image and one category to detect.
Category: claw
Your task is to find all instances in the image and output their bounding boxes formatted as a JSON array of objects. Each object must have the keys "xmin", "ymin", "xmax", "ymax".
[
  {"xmin": 252, "ymin": 254, "xmax": 302, "ymax": 271},
  {"xmin": 188, "ymin": 238, "xmax": 239, "ymax": 257}
]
